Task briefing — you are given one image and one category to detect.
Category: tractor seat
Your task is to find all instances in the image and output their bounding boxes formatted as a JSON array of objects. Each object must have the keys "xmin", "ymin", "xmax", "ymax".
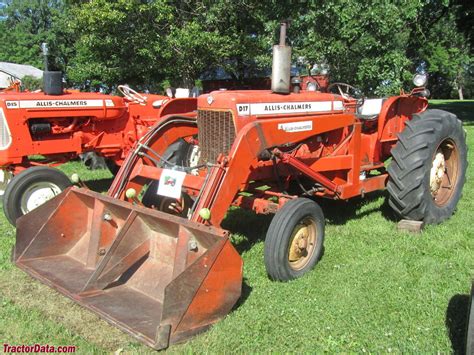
[{"xmin": 357, "ymin": 98, "xmax": 385, "ymax": 120}]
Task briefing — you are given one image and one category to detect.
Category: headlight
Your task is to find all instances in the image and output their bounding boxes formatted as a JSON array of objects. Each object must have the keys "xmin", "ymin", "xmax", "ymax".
[
  {"xmin": 413, "ymin": 73, "xmax": 427, "ymax": 87},
  {"xmin": 320, "ymin": 64, "xmax": 330, "ymax": 76},
  {"xmin": 307, "ymin": 82, "xmax": 318, "ymax": 91},
  {"xmin": 310, "ymin": 64, "xmax": 320, "ymax": 75}
]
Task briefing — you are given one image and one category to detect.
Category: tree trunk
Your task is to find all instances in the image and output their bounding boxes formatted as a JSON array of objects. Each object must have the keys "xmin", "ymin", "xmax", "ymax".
[{"xmin": 458, "ymin": 86, "xmax": 464, "ymax": 100}]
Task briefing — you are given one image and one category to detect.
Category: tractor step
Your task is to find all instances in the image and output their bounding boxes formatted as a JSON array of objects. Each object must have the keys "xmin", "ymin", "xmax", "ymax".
[{"xmin": 14, "ymin": 187, "xmax": 242, "ymax": 350}]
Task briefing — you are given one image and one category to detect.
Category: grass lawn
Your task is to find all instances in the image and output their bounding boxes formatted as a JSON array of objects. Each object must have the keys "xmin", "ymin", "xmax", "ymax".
[{"xmin": 0, "ymin": 100, "xmax": 472, "ymax": 353}]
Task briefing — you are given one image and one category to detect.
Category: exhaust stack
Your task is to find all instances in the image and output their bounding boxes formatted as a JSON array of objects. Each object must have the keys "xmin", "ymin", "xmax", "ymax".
[
  {"xmin": 271, "ymin": 22, "xmax": 292, "ymax": 94},
  {"xmin": 41, "ymin": 42, "xmax": 63, "ymax": 95}
]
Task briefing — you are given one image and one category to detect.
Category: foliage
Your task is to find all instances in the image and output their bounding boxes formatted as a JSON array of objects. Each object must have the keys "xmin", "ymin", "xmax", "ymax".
[
  {"xmin": 67, "ymin": 0, "xmax": 171, "ymax": 89},
  {"xmin": 20, "ymin": 75, "xmax": 42, "ymax": 91},
  {"xmin": 290, "ymin": 0, "xmax": 472, "ymax": 97},
  {"xmin": 0, "ymin": 0, "xmax": 73, "ymax": 72},
  {"xmin": 412, "ymin": 1, "xmax": 472, "ymax": 99},
  {"xmin": 0, "ymin": 0, "xmax": 471, "ymax": 98},
  {"xmin": 68, "ymin": 0, "xmax": 272, "ymax": 90}
]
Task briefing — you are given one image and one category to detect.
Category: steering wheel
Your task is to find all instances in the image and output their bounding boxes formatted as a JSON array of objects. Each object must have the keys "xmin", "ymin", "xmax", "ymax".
[
  {"xmin": 328, "ymin": 82, "xmax": 363, "ymax": 100},
  {"xmin": 328, "ymin": 82, "xmax": 365, "ymax": 109},
  {"xmin": 118, "ymin": 85, "xmax": 147, "ymax": 104}
]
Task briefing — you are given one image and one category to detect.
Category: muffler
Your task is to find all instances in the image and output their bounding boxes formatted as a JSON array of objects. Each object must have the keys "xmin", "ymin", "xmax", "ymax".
[
  {"xmin": 271, "ymin": 21, "xmax": 292, "ymax": 94},
  {"xmin": 14, "ymin": 187, "xmax": 242, "ymax": 349}
]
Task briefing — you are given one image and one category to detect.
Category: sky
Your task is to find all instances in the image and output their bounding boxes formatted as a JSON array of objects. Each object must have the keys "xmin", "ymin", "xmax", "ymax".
[{"xmin": 0, "ymin": 2, "xmax": 6, "ymax": 20}]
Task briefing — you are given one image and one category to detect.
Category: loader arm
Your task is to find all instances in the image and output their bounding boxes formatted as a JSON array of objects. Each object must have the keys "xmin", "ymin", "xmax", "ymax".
[
  {"xmin": 115, "ymin": 110, "xmax": 389, "ymax": 227},
  {"xmin": 192, "ymin": 113, "xmax": 355, "ymax": 226}
]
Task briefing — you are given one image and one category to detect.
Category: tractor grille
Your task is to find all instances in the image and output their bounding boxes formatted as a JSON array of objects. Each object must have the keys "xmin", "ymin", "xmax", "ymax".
[
  {"xmin": 0, "ymin": 109, "xmax": 11, "ymax": 150},
  {"xmin": 197, "ymin": 110, "xmax": 236, "ymax": 164}
]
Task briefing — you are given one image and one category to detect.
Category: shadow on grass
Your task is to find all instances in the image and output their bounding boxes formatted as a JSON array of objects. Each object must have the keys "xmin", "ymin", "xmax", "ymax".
[
  {"xmin": 221, "ymin": 190, "xmax": 397, "ymax": 255},
  {"xmin": 232, "ymin": 278, "xmax": 253, "ymax": 311},
  {"xmin": 220, "ymin": 192, "xmax": 396, "ymax": 310},
  {"xmin": 83, "ymin": 178, "xmax": 114, "ymax": 193},
  {"xmin": 221, "ymin": 208, "xmax": 273, "ymax": 254},
  {"xmin": 446, "ymin": 293, "xmax": 470, "ymax": 354},
  {"xmin": 429, "ymin": 101, "xmax": 474, "ymax": 126},
  {"xmin": 317, "ymin": 190, "xmax": 399, "ymax": 225}
]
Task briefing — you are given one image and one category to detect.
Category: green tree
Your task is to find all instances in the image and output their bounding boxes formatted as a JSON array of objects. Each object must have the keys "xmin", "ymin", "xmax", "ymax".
[
  {"xmin": 0, "ymin": 0, "xmax": 72, "ymax": 72},
  {"xmin": 290, "ymin": 1, "xmax": 423, "ymax": 96},
  {"xmin": 1, "ymin": 0, "xmax": 471, "ymax": 99},
  {"xmin": 288, "ymin": 0, "xmax": 472, "ymax": 98},
  {"xmin": 68, "ymin": 0, "xmax": 273, "ymax": 90},
  {"xmin": 67, "ymin": 0, "xmax": 173, "ymax": 89},
  {"xmin": 21, "ymin": 74, "xmax": 42, "ymax": 91},
  {"xmin": 408, "ymin": 1, "xmax": 472, "ymax": 99}
]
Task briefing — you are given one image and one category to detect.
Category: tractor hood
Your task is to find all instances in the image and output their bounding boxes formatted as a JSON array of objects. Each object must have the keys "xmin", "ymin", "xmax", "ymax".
[
  {"xmin": 198, "ymin": 90, "xmax": 345, "ymax": 132},
  {"xmin": 0, "ymin": 91, "xmax": 127, "ymax": 120},
  {"xmin": 0, "ymin": 91, "xmax": 175, "ymax": 121}
]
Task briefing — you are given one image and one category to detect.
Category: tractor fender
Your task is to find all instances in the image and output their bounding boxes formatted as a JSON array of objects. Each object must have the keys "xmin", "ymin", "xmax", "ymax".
[
  {"xmin": 159, "ymin": 98, "xmax": 197, "ymax": 118},
  {"xmin": 377, "ymin": 95, "xmax": 428, "ymax": 141}
]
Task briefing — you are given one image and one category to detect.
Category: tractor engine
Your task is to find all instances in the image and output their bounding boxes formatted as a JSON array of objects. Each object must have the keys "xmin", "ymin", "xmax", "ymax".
[{"xmin": 196, "ymin": 90, "xmax": 346, "ymax": 165}]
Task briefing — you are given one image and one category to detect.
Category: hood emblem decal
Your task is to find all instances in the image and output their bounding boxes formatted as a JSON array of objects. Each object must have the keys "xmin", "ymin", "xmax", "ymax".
[{"xmin": 207, "ymin": 95, "xmax": 214, "ymax": 105}]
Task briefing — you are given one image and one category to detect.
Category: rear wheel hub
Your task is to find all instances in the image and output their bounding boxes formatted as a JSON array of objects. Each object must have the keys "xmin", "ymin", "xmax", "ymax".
[{"xmin": 430, "ymin": 139, "xmax": 459, "ymax": 206}]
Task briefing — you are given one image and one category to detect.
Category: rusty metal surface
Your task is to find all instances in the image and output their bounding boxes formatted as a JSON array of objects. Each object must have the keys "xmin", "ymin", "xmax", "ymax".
[
  {"xmin": 15, "ymin": 187, "xmax": 242, "ymax": 350},
  {"xmin": 197, "ymin": 109, "xmax": 236, "ymax": 164}
]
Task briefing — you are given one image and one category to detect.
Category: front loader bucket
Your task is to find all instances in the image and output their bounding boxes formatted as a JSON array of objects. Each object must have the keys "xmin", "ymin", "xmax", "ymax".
[{"xmin": 13, "ymin": 187, "xmax": 242, "ymax": 350}]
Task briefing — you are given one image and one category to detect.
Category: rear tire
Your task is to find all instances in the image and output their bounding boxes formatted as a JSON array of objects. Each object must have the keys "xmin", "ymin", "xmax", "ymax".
[
  {"xmin": 142, "ymin": 181, "xmax": 193, "ymax": 217},
  {"xmin": 3, "ymin": 167, "xmax": 71, "ymax": 226},
  {"xmin": 387, "ymin": 109, "xmax": 467, "ymax": 224},
  {"xmin": 264, "ymin": 198, "xmax": 325, "ymax": 281},
  {"xmin": 141, "ymin": 138, "xmax": 197, "ymax": 216},
  {"xmin": 105, "ymin": 159, "xmax": 120, "ymax": 175},
  {"xmin": 80, "ymin": 152, "xmax": 108, "ymax": 170}
]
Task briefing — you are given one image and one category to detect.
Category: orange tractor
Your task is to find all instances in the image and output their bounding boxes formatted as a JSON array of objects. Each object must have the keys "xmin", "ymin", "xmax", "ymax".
[
  {"xmin": 0, "ymin": 85, "xmax": 196, "ymax": 225},
  {"xmin": 12, "ymin": 23, "xmax": 467, "ymax": 349}
]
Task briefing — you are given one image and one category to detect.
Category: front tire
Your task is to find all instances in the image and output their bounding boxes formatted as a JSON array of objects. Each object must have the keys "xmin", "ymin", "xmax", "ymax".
[
  {"xmin": 387, "ymin": 109, "xmax": 467, "ymax": 224},
  {"xmin": 80, "ymin": 152, "xmax": 108, "ymax": 170},
  {"xmin": 264, "ymin": 198, "xmax": 325, "ymax": 281},
  {"xmin": 3, "ymin": 167, "xmax": 71, "ymax": 226}
]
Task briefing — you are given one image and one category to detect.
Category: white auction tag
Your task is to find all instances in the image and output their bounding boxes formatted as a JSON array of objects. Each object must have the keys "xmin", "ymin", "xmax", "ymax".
[{"xmin": 157, "ymin": 169, "xmax": 186, "ymax": 199}]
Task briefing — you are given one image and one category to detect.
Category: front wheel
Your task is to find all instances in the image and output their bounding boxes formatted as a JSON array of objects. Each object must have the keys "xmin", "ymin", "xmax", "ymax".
[
  {"xmin": 0, "ymin": 169, "xmax": 13, "ymax": 197},
  {"xmin": 264, "ymin": 198, "xmax": 325, "ymax": 281},
  {"xmin": 387, "ymin": 109, "xmax": 467, "ymax": 224},
  {"xmin": 3, "ymin": 167, "xmax": 71, "ymax": 226}
]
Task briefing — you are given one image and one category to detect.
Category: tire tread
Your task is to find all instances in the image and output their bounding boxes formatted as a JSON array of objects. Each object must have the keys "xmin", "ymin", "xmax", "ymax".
[{"xmin": 387, "ymin": 109, "xmax": 467, "ymax": 223}]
